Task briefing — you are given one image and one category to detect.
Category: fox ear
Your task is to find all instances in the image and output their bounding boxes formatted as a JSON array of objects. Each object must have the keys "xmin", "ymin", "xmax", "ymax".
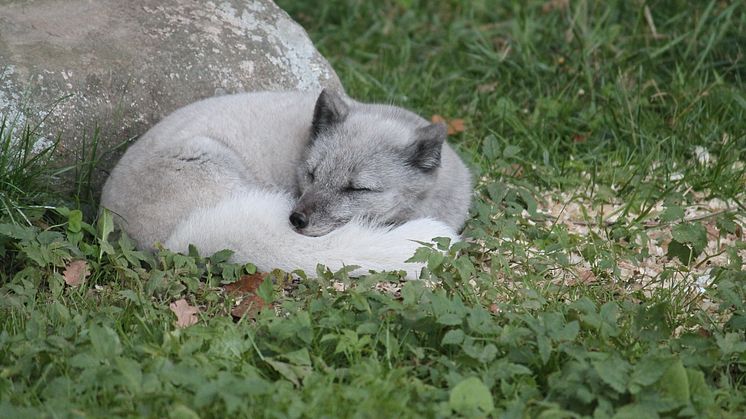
[
  {"xmin": 311, "ymin": 89, "xmax": 349, "ymax": 138},
  {"xmin": 406, "ymin": 122, "xmax": 447, "ymax": 171}
]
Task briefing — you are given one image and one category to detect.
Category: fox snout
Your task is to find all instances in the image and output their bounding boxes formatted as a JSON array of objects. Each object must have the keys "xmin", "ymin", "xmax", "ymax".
[
  {"xmin": 289, "ymin": 211, "xmax": 308, "ymax": 229},
  {"xmin": 290, "ymin": 194, "xmax": 315, "ymax": 231},
  {"xmin": 290, "ymin": 189, "xmax": 323, "ymax": 233},
  {"xmin": 289, "ymin": 192, "xmax": 344, "ymax": 236},
  {"xmin": 290, "ymin": 208, "xmax": 331, "ymax": 236}
]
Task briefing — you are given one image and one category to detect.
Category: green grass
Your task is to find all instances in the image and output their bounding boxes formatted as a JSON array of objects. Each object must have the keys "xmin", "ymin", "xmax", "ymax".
[
  {"xmin": 1, "ymin": 0, "xmax": 745, "ymax": 417},
  {"xmin": 0, "ymin": 115, "xmax": 60, "ymax": 224}
]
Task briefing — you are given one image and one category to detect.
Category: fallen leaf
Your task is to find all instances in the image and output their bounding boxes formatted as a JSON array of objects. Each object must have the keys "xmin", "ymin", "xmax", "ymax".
[
  {"xmin": 477, "ymin": 82, "xmax": 497, "ymax": 93},
  {"xmin": 573, "ymin": 133, "xmax": 587, "ymax": 143},
  {"xmin": 449, "ymin": 119, "xmax": 465, "ymax": 134},
  {"xmin": 431, "ymin": 114, "xmax": 446, "ymax": 124},
  {"xmin": 231, "ymin": 295, "xmax": 272, "ymax": 319},
  {"xmin": 498, "ymin": 163, "xmax": 524, "ymax": 178},
  {"xmin": 170, "ymin": 299, "xmax": 199, "ymax": 328},
  {"xmin": 697, "ymin": 327, "xmax": 712, "ymax": 338},
  {"xmin": 542, "ymin": 0, "xmax": 569, "ymax": 13},
  {"xmin": 224, "ymin": 272, "xmax": 266, "ymax": 295},
  {"xmin": 223, "ymin": 273, "xmax": 273, "ymax": 319},
  {"xmin": 704, "ymin": 222, "xmax": 719, "ymax": 240},
  {"xmin": 431, "ymin": 114, "xmax": 466, "ymax": 135},
  {"xmin": 63, "ymin": 260, "xmax": 90, "ymax": 286},
  {"xmin": 578, "ymin": 269, "xmax": 597, "ymax": 284},
  {"xmin": 565, "ymin": 268, "xmax": 597, "ymax": 286}
]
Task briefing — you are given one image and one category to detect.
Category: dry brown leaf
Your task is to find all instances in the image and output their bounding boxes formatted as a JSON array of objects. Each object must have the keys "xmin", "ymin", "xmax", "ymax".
[
  {"xmin": 705, "ymin": 222, "xmax": 719, "ymax": 240},
  {"xmin": 564, "ymin": 268, "xmax": 597, "ymax": 286},
  {"xmin": 498, "ymin": 163, "xmax": 524, "ymax": 178},
  {"xmin": 63, "ymin": 260, "xmax": 90, "ymax": 286},
  {"xmin": 697, "ymin": 327, "xmax": 712, "ymax": 338},
  {"xmin": 431, "ymin": 114, "xmax": 466, "ymax": 135},
  {"xmin": 224, "ymin": 272, "xmax": 266, "ymax": 295},
  {"xmin": 231, "ymin": 295, "xmax": 272, "ymax": 319},
  {"xmin": 448, "ymin": 119, "xmax": 465, "ymax": 134},
  {"xmin": 223, "ymin": 273, "xmax": 273, "ymax": 319},
  {"xmin": 578, "ymin": 269, "xmax": 597, "ymax": 284},
  {"xmin": 542, "ymin": 0, "xmax": 569, "ymax": 13},
  {"xmin": 477, "ymin": 82, "xmax": 497, "ymax": 93},
  {"xmin": 573, "ymin": 133, "xmax": 587, "ymax": 143},
  {"xmin": 169, "ymin": 299, "xmax": 199, "ymax": 328}
]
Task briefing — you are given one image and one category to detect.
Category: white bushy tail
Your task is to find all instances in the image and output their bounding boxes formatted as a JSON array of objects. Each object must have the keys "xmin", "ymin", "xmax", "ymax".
[{"xmin": 165, "ymin": 189, "xmax": 458, "ymax": 279}]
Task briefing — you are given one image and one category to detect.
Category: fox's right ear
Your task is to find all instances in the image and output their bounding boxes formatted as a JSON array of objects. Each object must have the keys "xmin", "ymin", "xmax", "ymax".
[
  {"xmin": 405, "ymin": 122, "xmax": 447, "ymax": 172},
  {"xmin": 311, "ymin": 89, "xmax": 349, "ymax": 138}
]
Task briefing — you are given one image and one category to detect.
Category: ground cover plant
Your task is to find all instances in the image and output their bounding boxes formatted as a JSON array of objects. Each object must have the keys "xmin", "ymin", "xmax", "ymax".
[{"xmin": 1, "ymin": 0, "xmax": 744, "ymax": 417}]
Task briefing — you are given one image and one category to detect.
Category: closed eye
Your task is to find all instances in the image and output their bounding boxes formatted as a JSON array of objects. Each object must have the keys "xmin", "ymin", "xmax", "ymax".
[
  {"xmin": 344, "ymin": 185, "xmax": 375, "ymax": 193},
  {"xmin": 307, "ymin": 169, "xmax": 315, "ymax": 182}
]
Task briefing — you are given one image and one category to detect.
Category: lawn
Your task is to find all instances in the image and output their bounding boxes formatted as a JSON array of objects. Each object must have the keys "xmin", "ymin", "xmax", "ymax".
[{"xmin": 1, "ymin": 0, "xmax": 745, "ymax": 417}]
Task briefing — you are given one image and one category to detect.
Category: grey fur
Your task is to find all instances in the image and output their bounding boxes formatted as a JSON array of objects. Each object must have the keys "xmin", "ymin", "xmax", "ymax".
[{"xmin": 101, "ymin": 90, "xmax": 472, "ymax": 258}]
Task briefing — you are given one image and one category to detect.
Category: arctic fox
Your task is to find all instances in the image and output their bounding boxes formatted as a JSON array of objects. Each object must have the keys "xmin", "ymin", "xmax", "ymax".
[{"xmin": 100, "ymin": 90, "xmax": 472, "ymax": 278}]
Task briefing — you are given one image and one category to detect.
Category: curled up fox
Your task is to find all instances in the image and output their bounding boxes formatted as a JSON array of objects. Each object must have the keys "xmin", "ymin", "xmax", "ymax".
[{"xmin": 101, "ymin": 89, "xmax": 472, "ymax": 278}]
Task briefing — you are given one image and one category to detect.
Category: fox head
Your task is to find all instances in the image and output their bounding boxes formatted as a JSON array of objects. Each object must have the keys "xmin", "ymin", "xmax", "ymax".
[{"xmin": 290, "ymin": 89, "xmax": 448, "ymax": 237}]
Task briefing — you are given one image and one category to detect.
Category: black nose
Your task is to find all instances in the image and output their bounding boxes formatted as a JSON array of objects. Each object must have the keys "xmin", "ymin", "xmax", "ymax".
[{"xmin": 289, "ymin": 212, "xmax": 308, "ymax": 229}]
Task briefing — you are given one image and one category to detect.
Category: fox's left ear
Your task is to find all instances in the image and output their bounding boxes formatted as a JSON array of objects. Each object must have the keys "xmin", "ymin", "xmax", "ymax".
[
  {"xmin": 405, "ymin": 122, "xmax": 447, "ymax": 172},
  {"xmin": 311, "ymin": 89, "xmax": 349, "ymax": 138}
]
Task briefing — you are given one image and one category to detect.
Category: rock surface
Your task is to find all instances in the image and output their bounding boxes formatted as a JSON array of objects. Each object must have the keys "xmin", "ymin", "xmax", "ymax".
[{"xmin": 0, "ymin": 0, "xmax": 341, "ymax": 170}]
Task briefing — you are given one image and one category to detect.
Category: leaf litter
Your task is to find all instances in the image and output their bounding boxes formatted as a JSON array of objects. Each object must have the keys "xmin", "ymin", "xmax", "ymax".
[
  {"xmin": 485, "ymin": 187, "xmax": 744, "ymax": 300},
  {"xmin": 431, "ymin": 115, "xmax": 466, "ymax": 135},
  {"xmin": 63, "ymin": 260, "xmax": 90, "ymax": 286},
  {"xmin": 169, "ymin": 299, "xmax": 200, "ymax": 328},
  {"xmin": 223, "ymin": 273, "xmax": 274, "ymax": 319}
]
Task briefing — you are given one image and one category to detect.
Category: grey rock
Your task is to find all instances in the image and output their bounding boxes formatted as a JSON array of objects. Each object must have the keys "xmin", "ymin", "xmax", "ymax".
[{"xmin": 0, "ymin": 0, "xmax": 341, "ymax": 171}]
